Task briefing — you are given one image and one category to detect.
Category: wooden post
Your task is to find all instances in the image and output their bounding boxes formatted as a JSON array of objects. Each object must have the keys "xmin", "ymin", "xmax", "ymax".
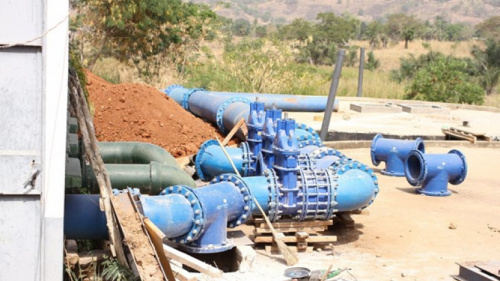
[{"xmin": 68, "ymin": 70, "xmax": 127, "ymax": 265}]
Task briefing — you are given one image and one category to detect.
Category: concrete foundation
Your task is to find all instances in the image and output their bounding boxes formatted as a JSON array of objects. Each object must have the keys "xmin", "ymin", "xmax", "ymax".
[
  {"xmin": 350, "ymin": 103, "xmax": 402, "ymax": 113},
  {"xmin": 399, "ymin": 104, "xmax": 450, "ymax": 115}
]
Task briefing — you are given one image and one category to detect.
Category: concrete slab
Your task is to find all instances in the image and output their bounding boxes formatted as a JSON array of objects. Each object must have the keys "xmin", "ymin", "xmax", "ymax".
[
  {"xmin": 288, "ymin": 101, "xmax": 500, "ymax": 141},
  {"xmin": 398, "ymin": 104, "xmax": 450, "ymax": 115},
  {"xmin": 349, "ymin": 103, "xmax": 402, "ymax": 113}
]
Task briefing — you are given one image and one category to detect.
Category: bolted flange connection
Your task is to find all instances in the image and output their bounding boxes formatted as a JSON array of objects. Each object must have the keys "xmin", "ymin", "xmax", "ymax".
[
  {"xmin": 210, "ymin": 174, "xmax": 254, "ymax": 227},
  {"xmin": 160, "ymin": 185, "xmax": 204, "ymax": 244}
]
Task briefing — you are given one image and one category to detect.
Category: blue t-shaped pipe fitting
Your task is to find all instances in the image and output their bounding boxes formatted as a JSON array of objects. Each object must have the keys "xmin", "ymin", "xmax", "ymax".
[
  {"xmin": 371, "ymin": 134, "xmax": 425, "ymax": 177},
  {"xmin": 405, "ymin": 149, "xmax": 467, "ymax": 196}
]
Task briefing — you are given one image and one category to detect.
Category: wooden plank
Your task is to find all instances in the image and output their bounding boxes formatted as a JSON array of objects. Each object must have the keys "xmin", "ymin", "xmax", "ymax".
[
  {"xmin": 113, "ymin": 193, "xmax": 167, "ymax": 280},
  {"xmin": 255, "ymin": 219, "xmax": 333, "ymax": 229},
  {"xmin": 254, "ymin": 235, "xmax": 337, "ymax": 244},
  {"xmin": 221, "ymin": 117, "xmax": 246, "ymax": 146},
  {"xmin": 162, "ymin": 244, "xmax": 223, "ymax": 278},
  {"xmin": 254, "ymin": 226, "xmax": 326, "ymax": 234},
  {"xmin": 265, "ymin": 245, "xmax": 313, "ymax": 254},
  {"xmin": 170, "ymin": 263, "xmax": 197, "ymax": 281},
  {"xmin": 144, "ymin": 218, "xmax": 176, "ymax": 281},
  {"xmin": 443, "ymin": 129, "xmax": 477, "ymax": 143}
]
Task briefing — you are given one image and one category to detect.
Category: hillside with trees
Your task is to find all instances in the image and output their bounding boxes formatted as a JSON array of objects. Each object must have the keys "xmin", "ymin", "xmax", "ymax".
[
  {"xmin": 70, "ymin": 1, "xmax": 500, "ymax": 107},
  {"xmin": 192, "ymin": 0, "xmax": 500, "ymax": 26}
]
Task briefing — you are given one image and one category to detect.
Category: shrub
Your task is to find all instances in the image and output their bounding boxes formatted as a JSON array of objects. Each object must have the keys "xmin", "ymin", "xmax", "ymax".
[{"xmin": 405, "ymin": 56, "xmax": 484, "ymax": 104}]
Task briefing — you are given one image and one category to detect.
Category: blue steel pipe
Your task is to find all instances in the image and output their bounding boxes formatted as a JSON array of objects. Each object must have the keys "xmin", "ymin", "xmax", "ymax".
[
  {"xmin": 164, "ymin": 85, "xmax": 338, "ymax": 136},
  {"xmin": 371, "ymin": 134, "xmax": 425, "ymax": 177},
  {"xmin": 65, "ymin": 161, "xmax": 378, "ymax": 251},
  {"xmin": 405, "ymin": 149, "xmax": 467, "ymax": 196},
  {"xmin": 164, "ymin": 85, "xmax": 340, "ymax": 112},
  {"xmin": 64, "ymin": 194, "xmax": 108, "ymax": 240}
]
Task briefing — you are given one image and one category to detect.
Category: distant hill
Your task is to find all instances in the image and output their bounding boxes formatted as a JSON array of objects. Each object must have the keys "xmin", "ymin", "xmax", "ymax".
[{"xmin": 191, "ymin": 0, "xmax": 500, "ymax": 26}]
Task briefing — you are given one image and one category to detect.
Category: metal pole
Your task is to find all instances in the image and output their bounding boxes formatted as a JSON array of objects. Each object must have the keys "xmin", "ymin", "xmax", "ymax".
[
  {"xmin": 320, "ymin": 49, "xmax": 345, "ymax": 142},
  {"xmin": 357, "ymin": 47, "xmax": 365, "ymax": 97}
]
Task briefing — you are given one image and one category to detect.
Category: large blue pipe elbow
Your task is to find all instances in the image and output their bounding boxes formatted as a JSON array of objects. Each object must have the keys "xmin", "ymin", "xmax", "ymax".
[
  {"xmin": 405, "ymin": 149, "xmax": 467, "ymax": 196},
  {"xmin": 332, "ymin": 162, "xmax": 379, "ymax": 212},
  {"xmin": 371, "ymin": 134, "xmax": 425, "ymax": 177}
]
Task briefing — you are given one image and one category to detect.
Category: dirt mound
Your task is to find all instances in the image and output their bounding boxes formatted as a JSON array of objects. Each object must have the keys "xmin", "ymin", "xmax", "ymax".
[{"xmin": 86, "ymin": 70, "xmax": 225, "ymax": 157}]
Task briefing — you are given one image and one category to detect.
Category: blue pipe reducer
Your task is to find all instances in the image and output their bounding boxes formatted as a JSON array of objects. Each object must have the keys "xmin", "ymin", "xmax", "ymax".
[
  {"xmin": 404, "ymin": 149, "xmax": 467, "ymax": 196},
  {"xmin": 371, "ymin": 134, "xmax": 425, "ymax": 177}
]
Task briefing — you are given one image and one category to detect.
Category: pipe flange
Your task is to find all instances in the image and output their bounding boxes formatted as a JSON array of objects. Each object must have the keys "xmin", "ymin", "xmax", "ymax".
[
  {"xmin": 264, "ymin": 169, "xmax": 280, "ymax": 222},
  {"xmin": 210, "ymin": 174, "xmax": 253, "ymax": 227},
  {"xmin": 195, "ymin": 139, "xmax": 219, "ymax": 181},
  {"xmin": 240, "ymin": 142, "xmax": 251, "ymax": 177},
  {"xmin": 370, "ymin": 134, "xmax": 383, "ymax": 166},
  {"xmin": 163, "ymin": 84, "xmax": 184, "ymax": 96},
  {"xmin": 216, "ymin": 97, "xmax": 251, "ymax": 133},
  {"xmin": 448, "ymin": 149, "xmax": 468, "ymax": 185},
  {"xmin": 297, "ymin": 137, "xmax": 323, "ymax": 149},
  {"xmin": 160, "ymin": 185, "xmax": 204, "ymax": 244},
  {"xmin": 181, "ymin": 88, "xmax": 204, "ymax": 110},
  {"xmin": 330, "ymin": 161, "xmax": 380, "ymax": 209},
  {"xmin": 324, "ymin": 169, "xmax": 338, "ymax": 219},
  {"xmin": 405, "ymin": 150, "xmax": 428, "ymax": 187},
  {"xmin": 296, "ymin": 123, "xmax": 322, "ymax": 146},
  {"xmin": 310, "ymin": 147, "xmax": 346, "ymax": 161}
]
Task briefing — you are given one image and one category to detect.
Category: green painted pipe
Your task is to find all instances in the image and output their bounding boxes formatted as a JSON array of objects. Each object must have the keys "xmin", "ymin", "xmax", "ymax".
[
  {"xmin": 83, "ymin": 161, "xmax": 196, "ymax": 194},
  {"xmin": 98, "ymin": 142, "xmax": 177, "ymax": 166}
]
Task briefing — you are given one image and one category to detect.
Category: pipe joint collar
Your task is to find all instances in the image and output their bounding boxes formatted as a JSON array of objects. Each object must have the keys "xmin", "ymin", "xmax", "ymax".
[
  {"xmin": 164, "ymin": 84, "xmax": 185, "ymax": 96},
  {"xmin": 195, "ymin": 139, "xmax": 219, "ymax": 181},
  {"xmin": 263, "ymin": 169, "xmax": 280, "ymax": 222},
  {"xmin": 210, "ymin": 174, "xmax": 253, "ymax": 227},
  {"xmin": 181, "ymin": 88, "xmax": 204, "ymax": 110},
  {"xmin": 216, "ymin": 97, "xmax": 251, "ymax": 133},
  {"xmin": 160, "ymin": 185, "xmax": 204, "ymax": 244},
  {"xmin": 240, "ymin": 141, "xmax": 251, "ymax": 177}
]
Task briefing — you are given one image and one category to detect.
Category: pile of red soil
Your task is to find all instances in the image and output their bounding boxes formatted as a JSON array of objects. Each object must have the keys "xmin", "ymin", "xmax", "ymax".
[{"xmin": 86, "ymin": 71, "xmax": 225, "ymax": 157}]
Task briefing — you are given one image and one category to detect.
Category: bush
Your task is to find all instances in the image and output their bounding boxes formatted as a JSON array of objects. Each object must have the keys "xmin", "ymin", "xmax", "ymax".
[
  {"xmin": 405, "ymin": 56, "xmax": 484, "ymax": 104},
  {"xmin": 365, "ymin": 51, "xmax": 380, "ymax": 71}
]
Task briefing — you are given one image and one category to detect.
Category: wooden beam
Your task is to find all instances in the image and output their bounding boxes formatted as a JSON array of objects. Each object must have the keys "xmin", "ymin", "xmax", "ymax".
[
  {"xmin": 143, "ymin": 218, "xmax": 177, "ymax": 281},
  {"xmin": 221, "ymin": 117, "xmax": 246, "ymax": 146},
  {"xmin": 68, "ymin": 70, "xmax": 127, "ymax": 265},
  {"xmin": 162, "ymin": 244, "xmax": 223, "ymax": 278},
  {"xmin": 254, "ymin": 235, "xmax": 337, "ymax": 244}
]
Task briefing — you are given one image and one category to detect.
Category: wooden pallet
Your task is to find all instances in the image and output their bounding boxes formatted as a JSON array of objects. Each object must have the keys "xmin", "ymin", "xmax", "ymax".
[
  {"xmin": 252, "ymin": 219, "xmax": 337, "ymax": 253},
  {"xmin": 443, "ymin": 127, "xmax": 492, "ymax": 143}
]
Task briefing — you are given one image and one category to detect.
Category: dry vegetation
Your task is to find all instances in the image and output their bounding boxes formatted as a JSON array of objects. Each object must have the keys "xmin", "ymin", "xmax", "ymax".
[{"xmin": 92, "ymin": 39, "xmax": 500, "ymax": 107}]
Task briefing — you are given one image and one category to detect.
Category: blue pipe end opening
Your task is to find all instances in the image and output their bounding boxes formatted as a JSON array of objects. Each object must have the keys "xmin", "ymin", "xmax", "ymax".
[{"xmin": 405, "ymin": 149, "xmax": 467, "ymax": 197}]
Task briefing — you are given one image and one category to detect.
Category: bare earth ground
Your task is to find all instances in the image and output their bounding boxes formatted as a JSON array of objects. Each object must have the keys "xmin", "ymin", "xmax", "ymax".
[{"xmin": 220, "ymin": 145, "xmax": 500, "ymax": 281}]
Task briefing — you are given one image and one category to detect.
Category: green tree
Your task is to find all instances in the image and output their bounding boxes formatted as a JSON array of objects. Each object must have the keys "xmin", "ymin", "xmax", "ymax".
[
  {"xmin": 232, "ymin": 18, "xmax": 252, "ymax": 36},
  {"xmin": 475, "ymin": 16, "xmax": 500, "ymax": 42},
  {"xmin": 385, "ymin": 13, "xmax": 423, "ymax": 47},
  {"xmin": 405, "ymin": 56, "xmax": 484, "ymax": 104},
  {"xmin": 472, "ymin": 40, "xmax": 500, "ymax": 95},
  {"xmin": 78, "ymin": 0, "xmax": 217, "ymax": 77}
]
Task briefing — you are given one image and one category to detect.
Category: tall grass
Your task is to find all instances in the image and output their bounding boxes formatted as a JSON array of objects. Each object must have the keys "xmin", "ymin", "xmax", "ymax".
[{"xmin": 91, "ymin": 39, "xmax": 498, "ymax": 107}]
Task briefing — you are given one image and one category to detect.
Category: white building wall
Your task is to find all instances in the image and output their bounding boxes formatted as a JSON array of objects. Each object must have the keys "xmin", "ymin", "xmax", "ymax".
[{"xmin": 0, "ymin": 0, "xmax": 68, "ymax": 280}]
